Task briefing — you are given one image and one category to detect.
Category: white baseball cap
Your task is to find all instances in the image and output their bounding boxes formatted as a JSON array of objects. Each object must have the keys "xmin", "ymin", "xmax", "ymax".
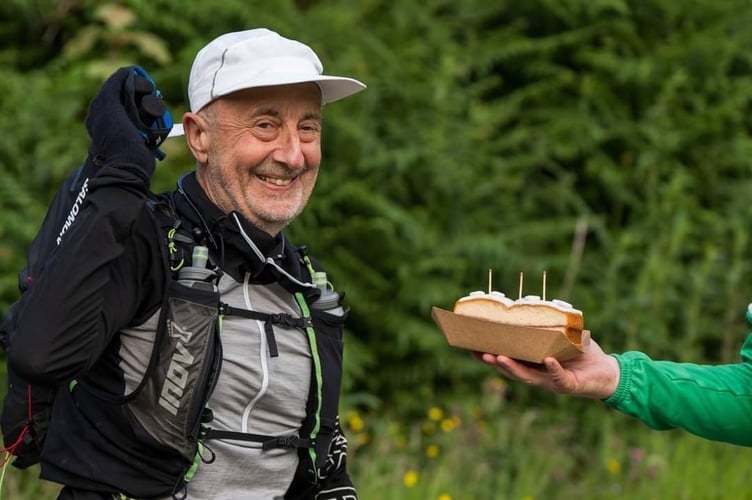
[{"xmin": 169, "ymin": 28, "xmax": 366, "ymax": 137}]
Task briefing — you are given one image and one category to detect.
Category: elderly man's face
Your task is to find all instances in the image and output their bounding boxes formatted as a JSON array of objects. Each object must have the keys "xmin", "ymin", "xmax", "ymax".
[{"xmin": 191, "ymin": 83, "xmax": 322, "ymax": 235}]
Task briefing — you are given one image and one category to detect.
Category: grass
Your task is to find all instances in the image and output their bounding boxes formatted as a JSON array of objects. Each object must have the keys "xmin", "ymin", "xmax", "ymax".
[
  {"xmin": 347, "ymin": 381, "xmax": 752, "ymax": 500},
  {"xmin": 2, "ymin": 379, "xmax": 752, "ymax": 499},
  {"xmin": 0, "ymin": 462, "xmax": 58, "ymax": 500}
]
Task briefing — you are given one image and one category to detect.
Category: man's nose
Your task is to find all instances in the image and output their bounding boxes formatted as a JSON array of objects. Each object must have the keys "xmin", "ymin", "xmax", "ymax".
[{"xmin": 272, "ymin": 130, "xmax": 305, "ymax": 170}]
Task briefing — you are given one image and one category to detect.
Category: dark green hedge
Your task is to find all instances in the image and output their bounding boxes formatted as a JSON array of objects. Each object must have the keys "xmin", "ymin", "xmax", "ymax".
[{"xmin": 2, "ymin": 0, "xmax": 752, "ymax": 414}]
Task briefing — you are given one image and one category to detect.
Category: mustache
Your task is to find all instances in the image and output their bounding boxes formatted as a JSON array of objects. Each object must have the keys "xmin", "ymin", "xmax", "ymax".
[{"xmin": 255, "ymin": 160, "xmax": 313, "ymax": 177}]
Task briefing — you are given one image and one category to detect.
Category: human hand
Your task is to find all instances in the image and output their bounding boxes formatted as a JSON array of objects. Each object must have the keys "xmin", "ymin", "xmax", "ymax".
[
  {"xmin": 472, "ymin": 332, "xmax": 621, "ymax": 399},
  {"xmin": 84, "ymin": 66, "xmax": 159, "ymax": 180}
]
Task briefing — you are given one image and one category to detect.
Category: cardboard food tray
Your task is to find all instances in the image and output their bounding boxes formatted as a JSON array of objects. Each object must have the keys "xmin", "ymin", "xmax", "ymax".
[{"xmin": 431, "ymin": 306, "xmax": 584, "ymax": 363}]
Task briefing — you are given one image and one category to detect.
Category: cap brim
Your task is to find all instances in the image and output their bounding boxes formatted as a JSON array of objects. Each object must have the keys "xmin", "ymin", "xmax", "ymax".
[
  {"xmin": 315, "ymin": 77, "xmax": 366, "ymax": 104},
  {"xmin": 168, "ymin": 123, "xmax": 185, "ymax": 138}
]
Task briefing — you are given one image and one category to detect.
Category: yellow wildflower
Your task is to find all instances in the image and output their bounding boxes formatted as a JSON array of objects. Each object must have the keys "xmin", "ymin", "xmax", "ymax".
[
  {"xmin": 606, "ymin": 458, "xmax": 621, "ymax": 475},
  {"xmin": 440, "ymin": 417, "xmax": 457, "ymax": 432},
  {"xmin": 403, "ymin": 470, "xmax": 419, "ymax": 487},
  {"xmin": 348, "ymin": 413, "xmax": 364, "ymax": 432},
  {"xmin": 438, "ymin": 495, "xmax": 452, "ymax": 500},
  {"xmin": 426, "ymin": 444, "xmax": 440, "ymax": 458},
  {"xmin": 428, "ymin": 407, "xmax": 443, "ymax": 421}
]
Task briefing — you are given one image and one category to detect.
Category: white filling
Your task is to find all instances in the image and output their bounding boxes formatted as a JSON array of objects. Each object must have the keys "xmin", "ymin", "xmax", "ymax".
[{"xmin": 458, "ymin": 291, "xmax": 581, "ymax": 315}]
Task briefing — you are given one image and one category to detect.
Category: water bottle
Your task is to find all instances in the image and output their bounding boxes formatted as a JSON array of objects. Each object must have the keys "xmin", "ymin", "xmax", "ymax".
[
  {"xmin": 178, "ymin": 246, "xmax": 218, "ymax": 292},
  {"xmin": 310, "ymin": 271, "xmax": 344, "ymax": 315}
]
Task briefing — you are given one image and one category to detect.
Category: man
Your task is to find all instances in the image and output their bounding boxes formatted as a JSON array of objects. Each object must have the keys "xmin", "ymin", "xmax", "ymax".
[
  {"xmin": 7, "ymin": 28, "xmax": 364, "ymax": 499},
  {"xmin": 475, "ymin": 305, "xmax": 752, "ymax": 446}
]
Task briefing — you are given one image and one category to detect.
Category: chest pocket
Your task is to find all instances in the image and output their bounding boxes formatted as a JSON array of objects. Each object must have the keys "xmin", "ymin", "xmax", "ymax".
[{"xmin": 129, "ymin": 274, "xmax": 222, "ymax": 463}]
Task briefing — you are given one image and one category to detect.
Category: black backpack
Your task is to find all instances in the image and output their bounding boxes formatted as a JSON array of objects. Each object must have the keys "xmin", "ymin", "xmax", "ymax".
[{"xmin": 0, "ymin": 66, "xmax": 172, "ymax": 469}]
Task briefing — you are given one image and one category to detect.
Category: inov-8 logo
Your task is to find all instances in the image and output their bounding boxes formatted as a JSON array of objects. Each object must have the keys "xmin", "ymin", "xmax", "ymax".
[{"xmin": 158, "ymin": 320, "xmax": 195, "ymax": 416}]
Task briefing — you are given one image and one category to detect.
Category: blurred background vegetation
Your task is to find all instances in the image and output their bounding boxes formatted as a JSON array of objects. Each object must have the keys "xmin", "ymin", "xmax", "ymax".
[{"xmin": 2, "ymin": 0, "xmax": 752, "ymax": 498}]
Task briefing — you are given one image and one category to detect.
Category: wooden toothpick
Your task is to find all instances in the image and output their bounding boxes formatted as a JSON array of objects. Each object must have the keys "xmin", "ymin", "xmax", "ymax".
[
  {"xmin": 518, "ymin": 272, "xmax": 524, "ymax": 299},
  {"xmin": 542, "ymin": 270, "xmax": 547, "ymax": 301}
]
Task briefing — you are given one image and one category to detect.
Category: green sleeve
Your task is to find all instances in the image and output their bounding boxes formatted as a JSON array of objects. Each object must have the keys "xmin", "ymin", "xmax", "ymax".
[{"xmin": 603, "ymin": 334, "xmax": 752, "ymax": 446}]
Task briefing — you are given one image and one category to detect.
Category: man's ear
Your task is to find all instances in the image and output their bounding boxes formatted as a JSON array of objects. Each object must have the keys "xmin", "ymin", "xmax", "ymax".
[{"xmin": 183, "ymin": 112, "xmax": 210, "ymax": 164}]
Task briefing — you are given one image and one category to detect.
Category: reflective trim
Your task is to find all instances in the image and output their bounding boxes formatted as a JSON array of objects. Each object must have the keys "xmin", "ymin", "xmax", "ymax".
[{"xmin": 294, "ymin": 291, "xmax": 322, "ymax": 479}]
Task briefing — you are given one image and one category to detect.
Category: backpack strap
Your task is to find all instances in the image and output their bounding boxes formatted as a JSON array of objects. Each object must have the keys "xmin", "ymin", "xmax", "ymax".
[
  {"xmin": 219, "ymin": 302, "xmax": 312, "ymax": 358},
  {"xmin": 200, "ymin": 427, "xmax": 314, "ymax": 450}
]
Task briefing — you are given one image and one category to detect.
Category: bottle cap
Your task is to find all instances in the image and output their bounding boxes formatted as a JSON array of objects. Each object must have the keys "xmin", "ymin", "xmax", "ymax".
[
  {"xmin": 192, "ymin": 245, "xmax": 209, "ymax": 268},
  {"xmin": 312, "ymin": 271, "xmax": 328, "ymax": 288}
]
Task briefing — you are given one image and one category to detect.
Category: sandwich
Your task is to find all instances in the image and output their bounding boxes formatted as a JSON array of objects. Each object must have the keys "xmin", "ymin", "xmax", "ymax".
[{"xmin": 452, "ymin": 291, "xmax": 584, "ymax": 347}]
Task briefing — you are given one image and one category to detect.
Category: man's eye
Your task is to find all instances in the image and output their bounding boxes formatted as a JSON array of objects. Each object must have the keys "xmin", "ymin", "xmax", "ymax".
[{"xmin": 300, "ymin": 122, "xmax": 321, "ymax": 133}]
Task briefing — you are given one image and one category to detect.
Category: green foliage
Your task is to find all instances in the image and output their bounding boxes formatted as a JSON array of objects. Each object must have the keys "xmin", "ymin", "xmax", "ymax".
[
  {"xmin": 289, "ymin": 0, "xmax": 752, "ymax": 412},
  {"xmin": 1, "ymin": 0, "xmax": 752, "ymax": 435},
  {"xmin": 347, "ymin": 395, "xmax": 752, "ymax": 499}
]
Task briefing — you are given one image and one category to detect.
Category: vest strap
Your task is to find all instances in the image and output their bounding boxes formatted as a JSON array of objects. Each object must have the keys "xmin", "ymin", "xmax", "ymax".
[
  {"xmin": 201, "ymin": 427, "xmax": 314, "ymax": 450},
  {"xmin": 219, "ymin": 303, "xmax": 312, "ymax": 358}
]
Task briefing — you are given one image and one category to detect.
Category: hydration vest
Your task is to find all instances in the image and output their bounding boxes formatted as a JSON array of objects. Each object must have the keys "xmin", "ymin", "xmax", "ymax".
[{"xmin": 138, "ymin": 193, "xmax": 351, "ymax": 497}]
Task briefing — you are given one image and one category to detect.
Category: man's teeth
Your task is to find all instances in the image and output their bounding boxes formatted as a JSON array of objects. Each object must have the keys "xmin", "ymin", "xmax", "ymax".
[{"xmin": 259, "ymin": 175, "xmax": 292, "ymax": 186}]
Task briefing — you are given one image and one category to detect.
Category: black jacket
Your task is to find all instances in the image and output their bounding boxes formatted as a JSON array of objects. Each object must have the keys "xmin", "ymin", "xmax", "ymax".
[{"xmin": 8, "ymin": 165, "xmax": 355, "ymax": 499}]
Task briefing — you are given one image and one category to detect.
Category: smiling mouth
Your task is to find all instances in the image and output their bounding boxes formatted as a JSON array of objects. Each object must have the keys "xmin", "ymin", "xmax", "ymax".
[{"xmin": 258, "ymin": 174, "xmax": 294, "ymax": 186}]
